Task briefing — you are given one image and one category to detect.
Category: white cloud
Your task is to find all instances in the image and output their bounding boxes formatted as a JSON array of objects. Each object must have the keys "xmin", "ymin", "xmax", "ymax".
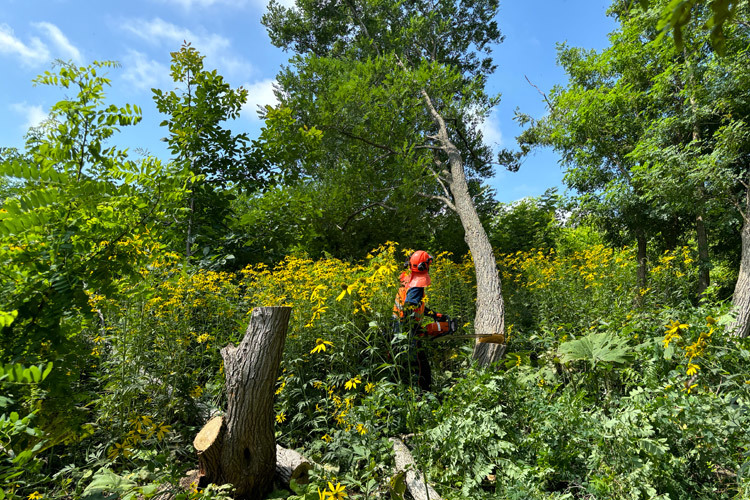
[
  {"xmin": 11, "ymin": 102, "xmax": 48, "ymax": 130},
  {"xmin": 122, "ymin": 18, "xmax": 254, "ymax": 78},
  {"xmin": 479, "ymin": 111, "xmax": 504, "ymax": 149},
  {"xmin": 0, "ymin": 22, "xmax": 82, "ymax": 67},
  {"xmin": 32, "ymin": 22, "xmax": 82, "ymax": 63},
  {"xmin": 121, "ymin": 50, "xmax": 171, "ymax": 91},
  {"xmin": 0, "ymin": 23, "xmax": 50, "ymax": 66},
  {"xmin": 241, "ymin": 78, "xmax": 278, "ymax": 121},
  {"xmin": 153, "ymin": 0, "xmax": 294, "ymax": 10}
]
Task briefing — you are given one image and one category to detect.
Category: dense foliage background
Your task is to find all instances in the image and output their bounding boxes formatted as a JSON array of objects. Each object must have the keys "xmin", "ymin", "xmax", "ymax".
[{"xmin": 3, "ymin": 0, "xmax": 750, "ymax": 499}]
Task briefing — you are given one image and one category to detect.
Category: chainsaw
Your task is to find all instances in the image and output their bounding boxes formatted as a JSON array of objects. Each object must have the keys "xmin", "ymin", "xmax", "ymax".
[{"xmin": 419, "ymin": 315, "xmax": 505, "ymax": 344}]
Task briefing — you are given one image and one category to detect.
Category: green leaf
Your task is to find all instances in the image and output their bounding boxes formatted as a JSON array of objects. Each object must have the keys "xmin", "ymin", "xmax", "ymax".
[{"xmin": 558, "ymin": 331, "xmax": 632, "ymax": 369}]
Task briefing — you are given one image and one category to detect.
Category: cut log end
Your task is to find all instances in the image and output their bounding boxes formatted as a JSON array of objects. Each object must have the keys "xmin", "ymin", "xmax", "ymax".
[{"xmin": 193, "ymin": 415, "xmax": 224, "ymax": 452}]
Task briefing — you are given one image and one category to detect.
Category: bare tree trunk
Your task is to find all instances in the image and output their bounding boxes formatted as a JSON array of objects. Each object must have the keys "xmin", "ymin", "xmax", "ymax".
[
  {"xmin": 636, "ymin": 229, "xmax": 648, "ymax": 305},
  {"xmin": 420, "ymin": 90, "xmax": 505, "ymax": 366},
  {"xmin": 192, "ymin": 306, "xmax": 291, "ymax": 499},
  {"xmin": 696, "ymin": 213, "xmax": 710, "ymax": 298},
  {"xmin": 731, "ymin": 222, "xmax": 750, "ymax": 337}
]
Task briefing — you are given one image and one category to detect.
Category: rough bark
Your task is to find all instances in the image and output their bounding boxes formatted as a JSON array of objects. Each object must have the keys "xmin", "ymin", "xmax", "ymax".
[
  {"xmin": 390, "ymin": 437, "xmax": 443, "ymax": 500},
  {"xmin": 636, "ymin": 230, "xmax": 648, "ymax": 299},
  {"xmin": 731, "ymin": 222, "xmax": 750, "ymax": 337},
  {"xmin": 275, "ymin": 445, "xmax": 313, "ymax": 486},
  {"xmin": 696, "ymin": 213, "xmax": 710, "ymax": 297},
  {"xmin": 420, "ymin": 90, "xmax": 506, "ymax": 366},
  {"xmin": 211, "ymin": 306, "xmax": 292, "ymax": 499}
]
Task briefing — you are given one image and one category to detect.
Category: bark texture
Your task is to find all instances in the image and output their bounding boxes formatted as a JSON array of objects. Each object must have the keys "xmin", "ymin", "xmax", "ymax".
[
  {"xmin": 636, "ymin": 230, "xmax": 648, "ymax": 300},
  {"xmin": 420, "ymin": 90, "xmax": 506, "ymax": 366},
  {"xmin": 217, "ymin": 306, "xmax": 292, "ymax": 499},
  {"xmin": 731, "ymin": 222, "xmax": 750, "ymax": 337},
  {"xmin": 275, "ymin": 445, "xmax": 313, "ymax": 486},
  {"xmin": 390, "ymin": 437, "xmax": 443, "ymax": 500},
  {"xmin": 696, "ymin": 213, "xmax": 710, "ymax": 297}
]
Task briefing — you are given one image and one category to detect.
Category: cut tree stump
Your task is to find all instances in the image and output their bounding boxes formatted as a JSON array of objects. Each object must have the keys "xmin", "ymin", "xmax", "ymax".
[
  {"xmin": 192, "ymin": 306, "xmax": 292, "ymax": 499},
  {"xmin": 390, "ymin": 437, "xmax": 443, "ymax": 500},
  {"xmin": 193, "ymin": 415, "xmax": 224, "ymax": 486}
]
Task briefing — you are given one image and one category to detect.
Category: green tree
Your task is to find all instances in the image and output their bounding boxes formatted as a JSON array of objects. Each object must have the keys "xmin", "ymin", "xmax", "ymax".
[
  {"xmin": 0, "ymin": 61, "xmax": 185, "ymax": 431},
  {"xmin": 490, "ymin": 189, "xmax": 562, "ymax": 255},
  {"xmin": 261, "ymin": 0, "xmax": 507, "ymax": 363},
  {"xmin": 516, "ymin": 25, "xmax": 660, "ymax": 294},
  {"xmin": 152, "ymin": 43, "xmax": 267, "ymax": 262}
]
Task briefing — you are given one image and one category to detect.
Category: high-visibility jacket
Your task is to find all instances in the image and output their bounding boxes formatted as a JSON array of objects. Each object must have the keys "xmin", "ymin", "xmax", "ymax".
[{"xmin": 393, "ymin": 286, "xmax": 425, "ymax": 322}]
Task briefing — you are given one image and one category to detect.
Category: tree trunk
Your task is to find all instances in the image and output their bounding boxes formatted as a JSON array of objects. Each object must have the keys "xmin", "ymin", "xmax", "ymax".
[
  {"xmin": 390, "ymin": 437, "xmax": 443, "ymax": 500},
  {"xmin": 275, "ymin": 445, "xmax": 313, "ymax": 486},
  {"xmin": 636, "ymin": 229, "xmax": 648, "ymax": 302},
  {"xmin": 696, "ymin": 213, "xmax": 710, "ymax": 298},
  {"xmin": 420, "ymin": 90, "xmax": 505, "ymax": 366},
  {"xmin": 731, "ymin": 222, "xmax": 750, "ymax": 337},
  {"xmin": 448, "ymin": 160, "xmax": 506, "ymax": 365},
  {"xmin": 195, "ymin": 306, "xmax": 291, "ymax": 499}
]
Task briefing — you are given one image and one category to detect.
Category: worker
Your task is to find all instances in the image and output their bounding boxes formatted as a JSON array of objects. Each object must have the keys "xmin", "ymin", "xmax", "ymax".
[{"xmin": 394, "ymin": 250, "xmax": 450, "ymax": 392}]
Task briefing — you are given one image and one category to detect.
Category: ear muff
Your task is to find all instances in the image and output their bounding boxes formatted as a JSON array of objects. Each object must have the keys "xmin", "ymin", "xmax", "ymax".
[{"xmin": 417, "ymin": 257, "xmax": 433, "ymax": 272}]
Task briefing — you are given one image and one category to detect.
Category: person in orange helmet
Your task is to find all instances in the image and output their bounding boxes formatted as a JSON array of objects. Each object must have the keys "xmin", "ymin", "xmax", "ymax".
[{"xmin": 393, "ymin": 250, "xmax": 449, "ymax": 392}]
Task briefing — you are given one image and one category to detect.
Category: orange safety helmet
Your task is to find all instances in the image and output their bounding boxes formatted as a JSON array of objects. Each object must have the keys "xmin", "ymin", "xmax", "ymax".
[{"xmin": 407, "ymin": 250, "xmax": 433, "ymax": 288}]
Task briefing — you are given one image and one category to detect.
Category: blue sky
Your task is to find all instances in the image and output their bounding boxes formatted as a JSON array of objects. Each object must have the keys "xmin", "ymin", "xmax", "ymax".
[{"xmin": 0, "ymin": 0, "xmax": 616, "ymax": 203}]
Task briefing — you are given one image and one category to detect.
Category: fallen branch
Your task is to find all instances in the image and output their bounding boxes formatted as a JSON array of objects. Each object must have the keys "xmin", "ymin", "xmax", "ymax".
[{"xmin": 390, "ymin": 437, "xmax": 443, "ymax": 500}]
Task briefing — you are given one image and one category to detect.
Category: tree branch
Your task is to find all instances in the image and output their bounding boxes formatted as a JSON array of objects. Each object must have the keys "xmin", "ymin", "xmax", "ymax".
[
  {"xmin": 418, "ymin": 192, "xmax": 456, "ymax": 212},
  {"xmin": 525, "ymin": 75, "xmax": 555, "ymax": 112},
  {"xmin": 335, "ymin": 201, "xmax": 396, "ymax": 231},
  {"xmin": 333, "ymin": 128, "xmax": 398, "ymax": 154}
]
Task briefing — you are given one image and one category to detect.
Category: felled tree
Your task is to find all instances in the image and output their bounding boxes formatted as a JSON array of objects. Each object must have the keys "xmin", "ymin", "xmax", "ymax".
[{"xmin": 261, "ymin": 0, "xmax": 507, "ymax": 363}]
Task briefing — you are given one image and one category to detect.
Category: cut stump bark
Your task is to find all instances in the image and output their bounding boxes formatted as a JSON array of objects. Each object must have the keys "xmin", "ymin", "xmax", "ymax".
[
  {"xmin": 275, "ymin": 444, "xmax": 313, "ymax": 485},
  {"xmin": 192, "ymin": 306, "xmax": 292, "ymax": 499},
  {"xmin": 390, "ymin": 437, "xmax": 443, "ymax": 500}
]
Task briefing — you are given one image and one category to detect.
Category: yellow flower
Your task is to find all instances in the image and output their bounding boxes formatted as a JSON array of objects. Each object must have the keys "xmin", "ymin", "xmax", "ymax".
[
  {"xmin": 706, "ymin": 316, "xmax": 716, "ymax": 325},
  {"xmin": 190, "ymin": 386, "xmax": 204, "ymax": 398},
  {"xmin": 28, "ymin": 492, "xmax": 43, "ymax": 500},
  {"xmin": 276, "ymin": 412, "xmax": 287, "ymax": 423},
  {"xmin": 344, "ymin": 376, "xmax": 361, "ymax": 390},
  {"xmin": 356, "ymin": 423, "xmax": 368, "ymax": 435},
  {"xmin": 327, "ymin": 482, "xmax": 347, "ymax": 500},
  {"xmin": 321, "ymin": 433, "xmax": 332, "ymax": 442},
  {"xmin": 318, "ymin": 488, "xmax": 329, "ymax": 500},
  {"xmin": 665, "ymin": 320, "xmax": 689, "ymax": 335},
  {"xmin": 364, "ymin": 382, "xmax": 375, "ymax": 393},
  {"xmin": 156, "ymin": 423, "xmax": 171, "ymax": 441},
  {"xmin": 311, "ymin": 338, "xmax": 334, "ymax": 354},
  {"xmin": 686, "ymin": 363, "xmax": 700, "ymax": 376}
]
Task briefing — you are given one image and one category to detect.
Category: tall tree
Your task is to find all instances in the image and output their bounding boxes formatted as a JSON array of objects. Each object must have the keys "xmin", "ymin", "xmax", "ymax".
[
  {"xmin": 516, "ymin": 28, "xmax": 660, "ymax": 294},
  {"xmin": 261, "ymin": 0, "xmax": 507, "ymax": 363},
  {"xmin": 153, "ymin": 43, "xmax": 268, "ymax": 262}
]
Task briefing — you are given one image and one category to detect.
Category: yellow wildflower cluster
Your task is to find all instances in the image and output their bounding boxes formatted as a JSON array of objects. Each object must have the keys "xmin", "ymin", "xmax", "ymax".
[
  {"xmin": 107, "ymin": 415, "xmax": 171, "ymax": 460},
  {"xmin": 662, "ymin": 317, "xmax": 716, "ymax": 384}
]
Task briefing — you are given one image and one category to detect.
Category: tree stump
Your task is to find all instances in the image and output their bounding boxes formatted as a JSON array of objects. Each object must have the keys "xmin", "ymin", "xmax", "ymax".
[
  {"xmin": 193, "ymin": 306, "xmax": 292, "ymax": 499},
  {"xmin": 193, "ymin": 415, "xmax": 224, "ymax": 486}
]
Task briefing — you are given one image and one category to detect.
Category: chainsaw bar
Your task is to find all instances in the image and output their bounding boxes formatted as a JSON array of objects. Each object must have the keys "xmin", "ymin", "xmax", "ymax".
[{"xmin": 432, "ymin": 334, "xmax": 505, "ymax": 344}]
